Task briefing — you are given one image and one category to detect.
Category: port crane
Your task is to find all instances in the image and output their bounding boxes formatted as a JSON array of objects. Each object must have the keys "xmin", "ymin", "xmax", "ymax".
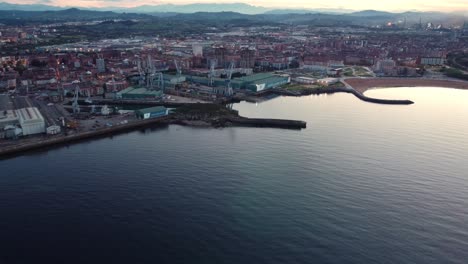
[
  {"xmin": 136, "ymin": 54, "xmax": 164, "ymax": 91},
  {"xmin": 174, "ymin": 59, "xmax": 182, "ymax": 79},
  {"xmin": 111, "ymin": 75, "xmax": 117, "ymax": 92},
  {"xmin": 155, "ymin": 72, "xmax": 164, "ymax": 91},
  {"xmin": 225, "ymin": 61, "xmax": 234, "ymax": 96},
  {"xmin": 137, "ymin": 57, "xmax": 145, "ymax": 86},
  {"xmin": 148, "ymin": 59, "xmax": 164, "ymax": 91},
  {"xmin": 72, "ymin": 85, "xmax": 80, "ymax": 114},
  {"xmin": 146, "ymin": 55, "xmax": 153, "ymax": 88},
  {"xmin": 209, "ymin": 60, "xmax": 216, "ymax": 87}
]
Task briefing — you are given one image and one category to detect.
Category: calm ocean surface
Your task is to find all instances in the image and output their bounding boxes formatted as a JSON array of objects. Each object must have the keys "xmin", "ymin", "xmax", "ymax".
[{"xmin": 1, "ymin": 87, "xmax": 468, "ymax": 264}]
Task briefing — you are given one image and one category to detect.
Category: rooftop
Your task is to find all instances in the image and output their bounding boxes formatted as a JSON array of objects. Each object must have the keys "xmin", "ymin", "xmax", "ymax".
[
  {"xmin": 0, "ymin": 109, "xmax": 18, "ymax": 124},
  {"xmin": 136, "ymin": 106, "xmax": 167, "ymax": 115},
  {"xmin": 118, "ymin": 87, "xmax": 162, "ymax": 96},
  {"xmin": 16, "ymin": 107, "xmax": 45, "ymax": 124}
]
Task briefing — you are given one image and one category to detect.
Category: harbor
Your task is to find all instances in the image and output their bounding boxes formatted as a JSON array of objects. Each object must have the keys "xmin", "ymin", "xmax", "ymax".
[
  {"xmin": 5, "ymin": 76, "xmax": 468, "ymax": 158},
  {"xmin": 0, "ymin": 101, "xmax": 307, "ymax": 159}
]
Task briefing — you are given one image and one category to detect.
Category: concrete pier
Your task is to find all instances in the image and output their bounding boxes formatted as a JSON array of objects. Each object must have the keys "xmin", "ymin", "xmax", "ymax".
[{"xmin": 225, "ymin": 117, "xmax": 306, "ymax": 129}]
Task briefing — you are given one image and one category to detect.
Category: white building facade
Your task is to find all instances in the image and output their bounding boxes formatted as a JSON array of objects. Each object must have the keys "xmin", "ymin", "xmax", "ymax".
[{"xmin": 16, "ymin": 107, "xmax": 46, "ymax": 136}]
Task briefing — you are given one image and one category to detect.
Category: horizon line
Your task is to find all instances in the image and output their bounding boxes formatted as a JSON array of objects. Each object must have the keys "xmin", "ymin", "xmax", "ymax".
[{"xmin": 1, "ymin": 1, "xmax": 468, "ymax": 13}]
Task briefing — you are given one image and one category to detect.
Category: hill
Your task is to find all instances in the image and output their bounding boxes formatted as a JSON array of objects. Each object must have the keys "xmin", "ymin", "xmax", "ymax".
[{"xmin": 0, "ymin": 8, "xmax": 150, "ymax": 25}]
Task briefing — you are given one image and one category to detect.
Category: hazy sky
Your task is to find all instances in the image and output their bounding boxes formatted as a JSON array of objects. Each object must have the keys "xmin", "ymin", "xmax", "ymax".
[{"xmin": 5, "ymin": 0, "xmax": 468, "ymax": 12}]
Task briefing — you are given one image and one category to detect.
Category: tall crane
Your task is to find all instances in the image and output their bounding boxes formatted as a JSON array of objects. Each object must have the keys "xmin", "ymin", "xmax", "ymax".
[
  {"xmin": 156, "ymin": 72, "xmax": 164, "ymax": 92},
  {"xmin": 148, "ymin": 70, "xmax": 155, "ymax": 90},
  {"xmin": 174, "ymin": 59, "xmax": 181, "ymax": 78},
  {"xmin": 112, "ymin": 75, "xmax": 117, "ymax": 92},
  {"xmin": 209, "ymin": 60, "xmax": 216, "ymax": 87},
  {"xmin": 137, "ymin": 58, "xmax": 145, "ymax": 86},
  {"xmin": 146, "ymin": 55, "xmax": 153, "ymax": 88},
  {"xmin": 72, "ymin": 85, "xmax": 80, "ymax": 114},
  {"xmin": 54, "ymin": 60, "xmax": 67, "ymax": 97},
  {"xmin": 225, "ymin": 61, "xmax": 234, "ymax": 96}
]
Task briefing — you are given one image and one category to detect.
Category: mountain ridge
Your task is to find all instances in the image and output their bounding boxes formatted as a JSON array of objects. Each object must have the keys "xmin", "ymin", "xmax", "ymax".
[{"xmin": 2, "ymin": 2, "xmax": 464, "ymax": 15}]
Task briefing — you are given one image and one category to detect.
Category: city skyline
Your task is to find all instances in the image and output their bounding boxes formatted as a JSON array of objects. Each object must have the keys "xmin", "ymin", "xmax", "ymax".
[{"xmin": 2, "ymin": 0, "xmax": 468, "ymax": 12}]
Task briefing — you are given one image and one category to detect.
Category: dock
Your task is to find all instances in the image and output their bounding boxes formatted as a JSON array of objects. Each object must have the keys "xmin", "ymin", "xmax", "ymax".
[
  {"xmin": 0, "ymin": 116, "xmax": 169, "ymax": 159},
  {"xmin": 224, "ymin": 117, "xmax": 306, "ymax": 129},
  {"xmin": 0, "ymin": 111, "xmax": 307, "ymax": 159}
]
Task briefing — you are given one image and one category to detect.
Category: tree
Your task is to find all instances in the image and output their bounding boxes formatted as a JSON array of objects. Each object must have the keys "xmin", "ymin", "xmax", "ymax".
[{"xmin": 14, "ymin": 61, "xmax": 27, "ymax": 76}]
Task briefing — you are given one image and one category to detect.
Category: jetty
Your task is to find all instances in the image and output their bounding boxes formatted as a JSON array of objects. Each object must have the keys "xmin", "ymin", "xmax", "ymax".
[{"xmin": 262, "ymin": 86, "xmax": 414, "ymax": 105}]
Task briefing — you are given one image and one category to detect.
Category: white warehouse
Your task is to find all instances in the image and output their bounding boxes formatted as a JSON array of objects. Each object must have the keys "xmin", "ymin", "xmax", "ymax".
[{"xmin": 16, "ymin": 107, "xmax": 46, "ymax": 136}]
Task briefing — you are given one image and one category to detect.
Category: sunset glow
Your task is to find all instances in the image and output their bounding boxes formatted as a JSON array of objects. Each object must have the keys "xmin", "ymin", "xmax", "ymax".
[{"xmin": 3, "ymin": 0, "xmax": 468, "ymax": 12}]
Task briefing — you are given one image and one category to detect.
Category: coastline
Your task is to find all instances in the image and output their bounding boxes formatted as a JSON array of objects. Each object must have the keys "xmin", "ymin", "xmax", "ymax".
[
  {"xmin": 0, "ymin": 116, "xmax": 170, "ymax": 159},
  {"xmin": 0, "ymin": 106, "xmax": 306, "ymax": 159},
  {"xmin": 344, "ymin": 78, "xmax": 468, "ymax": 94},
  {"xmin": 261, "ymin": 86, "xmax": 414, "ymax": 105},
  {"xmin": 3, "ymin": 77, "xmax": 467, "ymax": 159}
]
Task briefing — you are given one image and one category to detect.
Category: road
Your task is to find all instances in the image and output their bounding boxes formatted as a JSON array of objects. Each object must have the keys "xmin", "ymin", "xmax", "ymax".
[{"xmin": 0, "ymin": 94, "xmax": 14, "ymax": 111}]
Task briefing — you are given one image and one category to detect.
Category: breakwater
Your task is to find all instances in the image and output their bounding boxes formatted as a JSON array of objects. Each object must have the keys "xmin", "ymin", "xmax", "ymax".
[
  {"xmin": 264, "ymin": 87, "xmax": 414, "ymax": 105},
  {"xmin": 348, "ymin": 89, "xmax": 414, "ymax": 105},
  {"xmin": 226, "ymin": 117, "xmax": 306, "ymax": 129}
]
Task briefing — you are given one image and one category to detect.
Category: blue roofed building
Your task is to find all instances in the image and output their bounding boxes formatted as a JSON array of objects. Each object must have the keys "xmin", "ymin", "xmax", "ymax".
[{"xmin": 135, "ymin": 106, "xmax": 169, "ymax": 120}]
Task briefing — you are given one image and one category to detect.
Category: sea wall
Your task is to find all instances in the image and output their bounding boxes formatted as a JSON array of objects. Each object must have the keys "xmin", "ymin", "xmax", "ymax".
[
  {"xmin": 0, "ymin": 113, "xmax": 307, "ymax": 158},
  {"xmin": 0, "ymin": 116, "xmax": 169, "ymax": 159},
  {"xmin": 226, "ymin": 117, "xmax": 306, "ymax": 129},
  {"xmin": 265, "ymin": 87, "xmax": 414, "ymax": 105}
]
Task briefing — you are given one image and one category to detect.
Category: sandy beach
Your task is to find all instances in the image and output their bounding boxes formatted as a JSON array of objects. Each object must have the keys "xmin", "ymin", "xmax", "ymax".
[{"xmin": 345, "ymin": 78, "xmax": 468, "ymax": 94}]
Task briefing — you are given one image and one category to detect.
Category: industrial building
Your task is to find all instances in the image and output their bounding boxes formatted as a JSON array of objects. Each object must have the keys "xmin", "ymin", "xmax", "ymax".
[
  {"xmin": 189, "ymin": 68, "xmax": 253, "ymax": 78},
  {"xmin": 374, "ymin": 59, "xmax": 397, "ymax": 74},
  {"xmin": 135, "ymin": 106, "xmax": 168, "ymax": 119},
  {"xmin": 117, "ymin": 87, "xmax": 163, "ymax": 100},
  {"xmin": 16, "ymin": 107, "xmax": 46, "ymax": 136},
  {"xmin": 293, "ymin": 76, "xmax": 317, "ymax": 84},
  {"xmin": 189, "ymin": 73, "xmax": 290, "ymax": 93},
  {"xmin": 163, "ymin": 74, "xmax": 186, "ymax": 85},
  {"xmin": 189, "ymin": 76, "xmax": 227, "ymax": 87},
  {"xmin": 230, "ymin": 73, "xmax": 291, "ymax": 92},
  {"xmin": 0, "ymin": 110, "xmax": 19, "ymax": 129},
  {"xmin": 96, "ymin": 58, "xmax": 106, "ymax": 73},
  {"xmin": 419, "ymin": 56, "xmax": 446, "ymax": 66},
  {"xmin": 317, "ymin": 78, "xmax": 339, "ymax": 86}
]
